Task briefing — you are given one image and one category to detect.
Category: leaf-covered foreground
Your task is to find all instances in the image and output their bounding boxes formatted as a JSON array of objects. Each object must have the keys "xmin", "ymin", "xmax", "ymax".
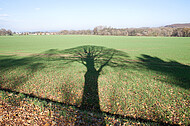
[{"xmin": 0, "ymin": 90, "xmax": 163, "ymax": 126}]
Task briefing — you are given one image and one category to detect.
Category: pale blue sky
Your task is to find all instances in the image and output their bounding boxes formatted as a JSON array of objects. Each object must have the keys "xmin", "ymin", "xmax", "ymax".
[{"xmin": 0, "ymin": 0, "xmax": 190, "ymax": 32}]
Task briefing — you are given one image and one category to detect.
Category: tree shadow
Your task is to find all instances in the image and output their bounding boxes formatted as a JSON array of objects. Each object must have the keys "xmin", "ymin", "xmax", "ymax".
[
  {"xmin": 0, "ymin": 51, "xmax": 181, "ymax": 125},
  {"xmin": 40, "ymin": 45, "xmax": 130, "ymax": 125},
  {"xmin": 0, "ymin": 55, "xmax": 45, "ymax": 91},
  {"xmin": 57, "ymin": 45, "xmax": 129, "ymax": 112},
  {"xmin": 137, "ymin": 54, "xmax": 190, "ymax": 89},
  {"xmin": 40, "ymin": 46, "xmax": 181, "ymax": 125}
]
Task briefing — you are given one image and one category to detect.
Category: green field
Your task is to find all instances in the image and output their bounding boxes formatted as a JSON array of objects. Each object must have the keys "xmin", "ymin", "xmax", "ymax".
[
  {"xmin": 0, "ymin": 35, "xmax": 190, "ymax": 125},
  {"xmin": 0, "ymin": 35, "xmax": 190, "ymax": 63}
]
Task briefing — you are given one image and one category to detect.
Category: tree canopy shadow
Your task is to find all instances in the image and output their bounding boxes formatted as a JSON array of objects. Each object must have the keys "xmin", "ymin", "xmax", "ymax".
[
  {"xmin": 0, "ymin": 55, "xmax": 45, "ymax": 91},
  {"xmin": 32, "ymin": 46, "xmax": 174, "ymax": 125},
  {"xmin": 137, "ymin": 54, "xmax": 190, "ymax": 89},
  {"xmin": 0, "ymin": 46, "xmax": 130, "ymax": 125},
  {"xmin": 40, "ymin": 46, "xmax": 184, "ymax": 125},
  {"xmin": 51, "ymin": 45, "xmax": 129, "ymax": 112},
  {"xmin": 0, "ymin": 50, "xmax": 182, "ymax": 125}
]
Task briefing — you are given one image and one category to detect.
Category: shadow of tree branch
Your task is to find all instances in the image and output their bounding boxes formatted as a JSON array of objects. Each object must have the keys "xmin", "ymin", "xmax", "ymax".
[
  {"xmin": 0, "ymin": 55, "xmax": 45, "ymax": 91},
  {"xmin": 137, "ymin": 54, "xmax": 190, "ymax": 89}
]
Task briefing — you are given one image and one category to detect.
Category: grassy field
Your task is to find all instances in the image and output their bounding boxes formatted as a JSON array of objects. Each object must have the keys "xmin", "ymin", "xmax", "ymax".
[
  {"xmin": 0, "ymin": 35, "xmax": 190, "ymax": 125},
  {"xmin": 1, "ymin": 35, "xmax": 190, "ymax": 63}
]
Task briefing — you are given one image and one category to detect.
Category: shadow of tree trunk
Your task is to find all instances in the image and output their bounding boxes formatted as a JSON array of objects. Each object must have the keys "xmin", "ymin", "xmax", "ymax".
[
  {"xmin": 78, "ymin": 46, "xmax": 114, "ymax": 113},
  {"xmin": 81, "ymin": 68, "xmax": 101, "ymax": 112}
]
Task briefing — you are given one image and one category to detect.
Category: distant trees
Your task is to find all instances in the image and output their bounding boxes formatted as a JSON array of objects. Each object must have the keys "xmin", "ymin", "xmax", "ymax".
[
  {"xmin": 58, "ymin": 26, "xmax": 190, "ymax": 37},
  {"xmin": 92, "ymin": 26, "xmax": 175, "ymax": 37},
  {"xmin": 2, "ymin": 26, "xmax": 189, "ymax": 37},
  {"xmin": 182, "ymin": 28, "xmax": 190, "ymax": 37},
  {"xmin": 172, "ymin": 28, "xmax": 183, "ymax": 37},
  {"xmin": 6, "ymin": 30, "xmax": 13, "ymax": 36},
  {"xmin": 59, "ymin": 30, "xmax": 93, "ymax": 35},
  {"xmin": 171, "ymin": 28, "xmax": 190, "ymax": 37},
  {"xmin": 0, "ymin": 28, "xmax": 13, "ymax": 36},
  {"xmin": 0, "ymin": 28, "xmax": 6, "ymax": 36}
]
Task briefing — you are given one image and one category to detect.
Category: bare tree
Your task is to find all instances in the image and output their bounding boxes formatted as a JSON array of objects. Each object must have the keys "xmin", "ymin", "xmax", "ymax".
[
  {"xmin": 6, "ymin": 29, "xmax": 13, "ymax": 36},
  {"xmin": 0, "ymin": 28, "xmax": 7, "ymax": 36},
  {"xmin": 0, "ymin": 29, "xmax": 13, "ymax": 36}
]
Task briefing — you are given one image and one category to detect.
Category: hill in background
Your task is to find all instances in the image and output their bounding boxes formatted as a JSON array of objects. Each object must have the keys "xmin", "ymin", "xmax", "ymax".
[{"xmin": 165, "ymin": 23, "xmax": 190, "ymax": 28}]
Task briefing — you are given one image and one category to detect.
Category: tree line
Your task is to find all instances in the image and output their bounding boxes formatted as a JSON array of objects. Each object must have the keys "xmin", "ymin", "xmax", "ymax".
[
  {"xmin": 59, "ymin": 26, "xmax": 190, "ymax": 37},
  {"xmin": 1, "ymin": 26, "xmax": 190, "ymax": 37},
  {"xmin": 0, "ymin": 28, "xmax": 13, "ymax": 36}
]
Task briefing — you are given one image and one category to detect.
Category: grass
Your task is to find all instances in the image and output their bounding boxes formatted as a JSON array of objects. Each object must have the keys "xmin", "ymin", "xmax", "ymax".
[
  {"xmin": 0, "ymin": 35, "xmax": 190, "ymax": 125},
  {"xmin": 0, "ymin": 35, "xmax": 190, "ymax": 63}
]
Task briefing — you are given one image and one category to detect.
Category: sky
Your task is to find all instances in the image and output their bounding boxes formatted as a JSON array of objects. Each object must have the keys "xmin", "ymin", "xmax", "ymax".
[{"xmin": 0, "ymin": 0, "xmax": 190, "ymax": 32}]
